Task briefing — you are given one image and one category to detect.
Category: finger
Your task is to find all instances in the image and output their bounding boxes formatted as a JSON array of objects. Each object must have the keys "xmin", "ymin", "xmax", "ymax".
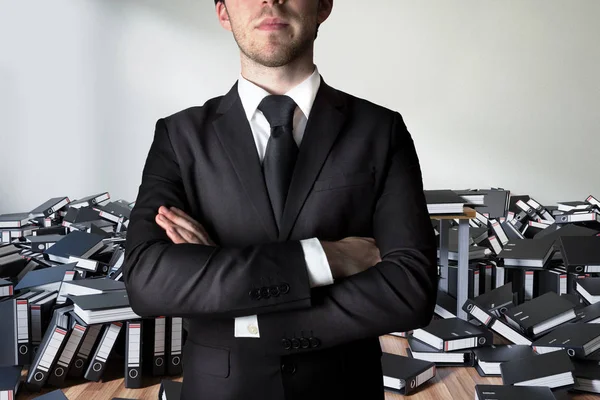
[
  {"xmin": 169, "ymin": 207, "xmax": 207, "ymax": 232},
  {"xmin": 169, "ymin": 207, "xmax": 216, "ymax": 245},
  {"xmin": 166, "ymin": 227, "xmax": 187, "ymax": 244},
  {"xmin": 174, "ymin": 226, "xmax": 204, "ymax": 245},
  {"xmin": 160, "ymin": 209, "xmax": 206, "ymax": 240},
  {"xmin": 156, "ymin": 214, "xmax": 177, "ymax": 231}
]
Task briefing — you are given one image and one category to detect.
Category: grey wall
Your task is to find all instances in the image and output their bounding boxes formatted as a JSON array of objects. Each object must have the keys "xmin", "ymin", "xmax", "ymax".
[{"xmin": 1, "ymin": 0, "xmax": 599, "ymax": 213}]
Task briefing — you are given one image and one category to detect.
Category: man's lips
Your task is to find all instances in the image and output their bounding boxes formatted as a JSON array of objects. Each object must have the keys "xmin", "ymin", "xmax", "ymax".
[{"xmin": 257, "ymin": 18, "xmax": 289, "ymax": 31}]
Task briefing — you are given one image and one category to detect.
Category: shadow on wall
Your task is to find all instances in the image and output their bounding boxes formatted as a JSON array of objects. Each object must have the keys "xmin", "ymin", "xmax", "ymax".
[
  {"xmin": 0, "ymin": 67, "xmax": 21, "ymax": 212},
  {"xmin": 87, "ymin": 0, "xmax": 237, "ymax": 203},
  {"xmin": 113, "ymin": 0, "xmax": 218, "ymax": 28}
]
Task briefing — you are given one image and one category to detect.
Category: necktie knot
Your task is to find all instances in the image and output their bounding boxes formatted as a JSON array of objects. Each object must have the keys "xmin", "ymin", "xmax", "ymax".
[{"xmin": 258, "ymin": 95, "xmax": 297, "ymax": 129}]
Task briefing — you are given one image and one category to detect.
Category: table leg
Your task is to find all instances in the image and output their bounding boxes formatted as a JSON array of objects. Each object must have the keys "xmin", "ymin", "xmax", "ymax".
[
  {"xmin": 457, "ymin": 219, "xmax": 470, "ymax": 320},
  {"xmin": 438, "ymin": 220, "xmax": 450, "ymax": 293}
]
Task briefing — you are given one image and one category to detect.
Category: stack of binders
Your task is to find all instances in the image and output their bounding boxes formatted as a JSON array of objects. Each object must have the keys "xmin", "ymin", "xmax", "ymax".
[{"xmin": 0, "ymin": 192, "xmax": 188, "ymax": 395}]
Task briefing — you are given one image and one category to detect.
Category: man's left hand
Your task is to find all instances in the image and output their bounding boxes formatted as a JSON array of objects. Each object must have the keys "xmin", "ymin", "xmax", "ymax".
[{"xmin": 155, "ymin": 206, "xmax": 216, "ymax": 246}]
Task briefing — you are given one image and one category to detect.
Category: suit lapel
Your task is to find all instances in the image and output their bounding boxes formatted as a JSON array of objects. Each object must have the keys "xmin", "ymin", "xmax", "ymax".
[
  {"xmin": 213, "ymin": 83, "xmax": 279, "ymax": 241},
  {"xmin": 279, "ymin": 80, "xmax": 347, "ymax": 240}
]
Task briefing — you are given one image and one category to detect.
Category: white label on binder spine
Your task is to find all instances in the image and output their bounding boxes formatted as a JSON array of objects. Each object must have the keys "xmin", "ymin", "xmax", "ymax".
[
  {"xmin": 154, "ymin": 317, "xmax": 166, "ymax": 356},
  {"xmin": 585, "ymin": 265, "xmax": 600, "ymax": 273},
  {"xmin": 470, "ymin": 305, "xmax": 492, "ymax": 325},
  {"xmin": 0, "ymin": 285, "xmax": 13, "ymax": 297},
  {"xmin": 416, "ymin": 366, "xmax": 436, "ymax": 387},
  {"xmin": 56, "ymin": 270, "xmax": 76, "ymax": 304},
  {"xmin": 488, "ymin": 236, "xmax": 503, "ymax": 255},
  {"xmin": 525, "ymin": 271, "xmax": 535, "ymax": 300},
  {"xmin": 95, "ymin": 323, "xmax": 122, "ymax": 363},
  {"xmin": 38, "ymin": 328, "xmax": 68, "ymax": 372},
  {"xmin": 559, "ymin": 275, "xmax": 567, "ymax": 295},
  {"xmin": 57, "ymin": 324, "xmax": 86, "ymax": 367},
  {"xmin": 491, "ymin": 221, "xmax": 509, "ymax": 245},
  {"xmin": 473, "ymin": 271, "xmax": 480, "ymax": 298},
  {"xmin": 171, "ymin": 317, "xmax": 183, "ymax": 355},
  {"xmin": 127, "ymin": 323, "xmax": 142, "ymax": 367},
  {"xmin": 16, "ymin": 300, "xmax": 29, "ymax": 342}
]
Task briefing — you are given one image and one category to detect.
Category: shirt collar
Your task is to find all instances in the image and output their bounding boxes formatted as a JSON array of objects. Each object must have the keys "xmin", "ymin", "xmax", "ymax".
[{"xmin": 237, "ymin": 66, "xmax": 321, "ymax": 122}]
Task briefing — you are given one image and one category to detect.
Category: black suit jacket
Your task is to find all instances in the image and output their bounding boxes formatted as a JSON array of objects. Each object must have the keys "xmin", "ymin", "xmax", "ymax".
[{"xmin": 123, "ymin": 78, "xmax": 437, "ymax": 400}]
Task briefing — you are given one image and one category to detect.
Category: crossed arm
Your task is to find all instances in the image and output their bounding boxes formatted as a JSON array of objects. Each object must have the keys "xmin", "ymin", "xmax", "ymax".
[{"xmin": 123, "ymin": 113, "xmax": 437, "ymax": 355}]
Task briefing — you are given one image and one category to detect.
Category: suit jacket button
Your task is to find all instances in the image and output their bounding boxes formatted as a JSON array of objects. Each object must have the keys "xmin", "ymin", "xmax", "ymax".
[
  {"xmin": 309, "ymin": 337, "xmax": 321, "ymax": 348},
  {"xmin": 281, "ymin": 363, "xmax": 296, "ymax": 375},
  {"xmin": 291, "ymin": 338, "xmax": 300, "ymax": 349},
  {"xmin": 259, "ymin": 287, "xmax": 270, "ymax": 299},
  {"xmin": 249, "ymin": 289, "xmax": 261, "ymax": 300},
  {"xmin": 279, "ymin": 283, "xmax": 290, "ymax": 294},
  {"xmin": 269, "ymin": 286, "xmax": 280, "ymax": 297},
  {"xmin": 281, "ymin": 339, "xmax": 292, "ymax": 350},
  {"xmin": 299, "ymin": 338, "xmax": 310, "ymax": 349}
]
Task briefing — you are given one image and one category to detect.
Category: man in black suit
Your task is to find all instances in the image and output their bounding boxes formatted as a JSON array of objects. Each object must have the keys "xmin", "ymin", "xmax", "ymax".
[{"xmin": 123, "ymin": 0, "xmax": 437, "ymax": 399}]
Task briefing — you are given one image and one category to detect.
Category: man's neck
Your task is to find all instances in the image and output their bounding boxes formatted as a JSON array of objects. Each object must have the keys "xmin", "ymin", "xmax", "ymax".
[{"xmin": 240, "ymin": 50, "xmax": 315, "ymax": 95}]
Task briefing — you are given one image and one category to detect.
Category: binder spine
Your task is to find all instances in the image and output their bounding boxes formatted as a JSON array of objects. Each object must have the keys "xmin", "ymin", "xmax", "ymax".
[
  {"xmin": 465, "ymin": 303, "xmax": 493, "ymax": 326},
  {"xmin": 167, "ymin": 317, "xmax": 183, "ymax": 375},
  {"xmin": 153, "ymin": 316, "xmax": 166, "ymax": 376},
  {"xmin": 484, "ymin": 265, "xmax": 492, "ymax": 294},
  {"xmin": 30, "ymin": 305, "xmax": 42, "ymax": 350},
  {"xmin": 56, "ymin": 270, "xmax": 76, "ymax": 304},
  {"xmin": 488, "ymin": 235, "xmax": 503, "ymax": 255},
  {"xmin": 125, "ymin": 321, "xmax": 143, "ymax": 388},
  {"xmin": 405, "ymin": 365, "xmax": 436, "ymax": 394},
  {"xmin": 491, "ymin": 220, "xmax": 509, "ymax": 245},
  {"xmin": 525, "ymin": 271, "xmax": 535, "ymax": 300},
  {"xmin": 48, "ymin": 324, "xmax": 86, "ymax": 386},
  {"xmin": 84, "ymin": 322, "xmax": 122, "ymax": 381},
  {"xmin": 0, "ymin": 391, "xmax": 15, "ymax": 400},
  {"xmin": 27, "ymin": 327, "xmax": 68, "ymax": 390},
  {"xmin": 68, "ymin": 324, "xmax": 102, "ymax": 378},
  {"xmin": 0, "ymin": 284, "xmax": 13, "ymax": 297},
  {"xmin": 16, "ymin": 299, "xmax": 30, "ymax": 365},
  {"xmin": 473, "ymin": 270, "xmax": 480, "ymax": 298}
]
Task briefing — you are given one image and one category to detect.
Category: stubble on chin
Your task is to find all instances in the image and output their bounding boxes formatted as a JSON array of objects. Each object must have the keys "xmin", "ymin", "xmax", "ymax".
[{"xmin": 231, "ymin": 22, "xmax": 315, "ymax": 68}]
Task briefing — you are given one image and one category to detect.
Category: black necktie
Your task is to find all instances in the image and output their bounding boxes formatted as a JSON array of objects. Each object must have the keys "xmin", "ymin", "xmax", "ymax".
[{"xmin": 258, "ymin": 95, "xmax": 299, "ymax": 233}]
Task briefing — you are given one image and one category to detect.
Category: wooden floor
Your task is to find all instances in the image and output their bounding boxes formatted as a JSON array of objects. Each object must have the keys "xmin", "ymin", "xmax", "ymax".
[{"xmin": 17, "ymin": 335, "xmax": 599, "ymax": 399}]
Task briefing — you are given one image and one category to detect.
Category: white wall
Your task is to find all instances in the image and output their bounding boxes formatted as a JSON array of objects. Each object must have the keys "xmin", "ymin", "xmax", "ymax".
[{"xmin": 0, "ymin": 0, "xmax": 599, "ymax": 213}]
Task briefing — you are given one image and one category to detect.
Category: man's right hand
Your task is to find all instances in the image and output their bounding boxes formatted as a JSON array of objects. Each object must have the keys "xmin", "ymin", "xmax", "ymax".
[{"xmin": 320, "ymin": 237, "xmax": 382, "ymax": 280}]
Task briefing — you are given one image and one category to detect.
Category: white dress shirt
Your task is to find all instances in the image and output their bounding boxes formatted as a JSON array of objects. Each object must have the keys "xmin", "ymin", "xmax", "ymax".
[{"xmin": 234, "ymin": 66, "xmax": 334, "ymax": 338}]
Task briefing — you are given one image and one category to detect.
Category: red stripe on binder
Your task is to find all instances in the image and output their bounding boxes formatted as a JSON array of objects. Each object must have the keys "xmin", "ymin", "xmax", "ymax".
[
  {"xmin": 17, "ymin": 300, "xmax": 27, "ymax": 305},
  {"xmin": 75, "ymin": 324, "xmax": 86, "ymax": 332},
  {"xmin": 9, "ymin": 286, "xmax": 13, "ymax": 295},
  {"xmin": 129, "ymin": 323, "xmax": 141, "ymax": 328},
  {"xmin": 55, "ymin": 328, "xmax": 67, "ymax": 335},
  {"xmin": 444, "ymin": 342, "xmax": 449, "ymax": 351}
]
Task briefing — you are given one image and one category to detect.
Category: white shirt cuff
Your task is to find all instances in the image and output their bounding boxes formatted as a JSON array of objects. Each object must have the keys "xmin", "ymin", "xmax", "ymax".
[
  {"xmin": 300, "ymin": 238, "xmax": 334, "ymax": 288},
  {"xmin": 234, "ymin": 315, "xmax": 260, "ymax": 338}
]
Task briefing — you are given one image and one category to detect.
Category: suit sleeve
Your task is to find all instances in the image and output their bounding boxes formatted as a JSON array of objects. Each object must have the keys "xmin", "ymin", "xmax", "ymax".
[
  {"xmin": 256, "ymin": 112, "xmax": 438, "ymax": 356},
  {"xmin": 123, "ymin": 118, "xmax": 313, "ymax": 319}
]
